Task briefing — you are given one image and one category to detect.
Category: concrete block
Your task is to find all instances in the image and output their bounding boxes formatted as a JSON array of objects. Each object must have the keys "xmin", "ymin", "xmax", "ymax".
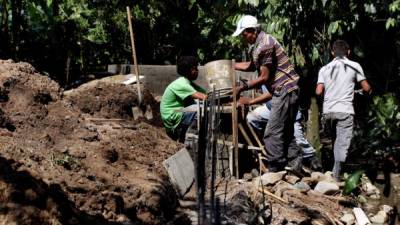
[{"xmin": 163, "ymin": 148, "xmax": 195, "ymax": 196}]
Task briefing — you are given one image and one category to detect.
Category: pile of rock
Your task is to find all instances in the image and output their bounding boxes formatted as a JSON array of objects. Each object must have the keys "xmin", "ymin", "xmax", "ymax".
[{"xmin": 217, "ymin": 170, "xmax": 395, "ymax": 225}]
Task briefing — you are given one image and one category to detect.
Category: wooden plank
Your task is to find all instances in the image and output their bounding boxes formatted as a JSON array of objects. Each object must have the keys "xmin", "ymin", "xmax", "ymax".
[
  {"xmin": 126, "ymin": 7, "xmax": 142, "ymax": 104},
  {"xmin": 231, "ymin": 59, "xmax": 239, "ymax": 178}
]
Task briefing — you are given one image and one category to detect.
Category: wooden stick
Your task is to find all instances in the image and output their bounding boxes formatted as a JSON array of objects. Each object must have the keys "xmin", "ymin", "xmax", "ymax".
[
  {"xmin": 238, "ymin": 124, "xmax": 253, "ymax": 146},
  {"xmin": 239, "ymin": 123, "xmax": 267, "ymax": 172},
  {"xmin": 258, "ymin": 187, "xmax": 289, "ymax": 204},
  {"xmin": 126, "ymin": 7, "xmax": 142, "ymax": 104},
  {"xmin": 231, "ymin": 59, "xmax": 239, "ymax": 178},
  {"xmin": 246, "ymin": 122, "xmax": 267, "ymax": 156}
]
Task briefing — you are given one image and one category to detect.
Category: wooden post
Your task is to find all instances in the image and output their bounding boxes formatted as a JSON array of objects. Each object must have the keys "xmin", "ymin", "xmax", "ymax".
[
  {"xmin": 231, "ymin": 59, "xmax": 239, "ymax": 178},
  {"xmin": 306, "ymin": 97, "xmax": 321, "ymax": 158},
  {"xmin": 126, "ymin": 7, "xmax": 142, "ymax": 104}
]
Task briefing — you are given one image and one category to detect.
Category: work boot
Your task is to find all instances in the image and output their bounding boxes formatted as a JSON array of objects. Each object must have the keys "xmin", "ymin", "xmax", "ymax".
[
  {"xmin": 332, "ymin": 161, "xmax": 343, "ymax": 181},
  {"xmin": 303, "ymin": 155, "xmax": 323, "ymax": 171},
  {"xmin": 267, "ymin": 161, "xmax": 285, "ymax": 172},
  {"xmin": 286, "ymin": 156, "xmax": 308, "ymax": 178}
]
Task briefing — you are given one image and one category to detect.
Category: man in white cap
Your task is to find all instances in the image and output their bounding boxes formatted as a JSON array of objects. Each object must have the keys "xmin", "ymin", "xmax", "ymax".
[{"xmin": 232, "ymin": 15, "xmax": 302, "ymax": 173}]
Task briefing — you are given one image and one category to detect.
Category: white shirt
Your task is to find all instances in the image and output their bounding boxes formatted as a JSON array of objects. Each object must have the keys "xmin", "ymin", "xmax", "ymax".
[{"xmin": 317, "ymin": 57, "xmax": 366, "ymax": 114}]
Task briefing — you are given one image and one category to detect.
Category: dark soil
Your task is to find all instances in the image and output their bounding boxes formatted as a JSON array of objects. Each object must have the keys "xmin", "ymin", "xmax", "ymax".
[{"xmin": 0, "ymin": 59, "xmax": 185, "ymax": 224}]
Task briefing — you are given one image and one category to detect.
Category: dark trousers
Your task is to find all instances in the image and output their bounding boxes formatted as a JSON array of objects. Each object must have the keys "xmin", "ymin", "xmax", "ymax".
[
  {"xmin": 263, "ymin": 88, "xmax": 302, "ymax": 171},
  {"xmin": 166, "ymin": 112, "xmax": 197, "ymax": 143}
]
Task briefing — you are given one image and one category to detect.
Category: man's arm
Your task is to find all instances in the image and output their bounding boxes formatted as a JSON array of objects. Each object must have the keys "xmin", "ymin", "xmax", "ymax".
[
  {"xmin": 237, "ymin": 65, "xmax": 270, "ymax": 94},
  {"xmin": 234, "ymin": 61, "xmax": 252, "ymax": 71},
  {"xmin": 360, "ymin": 80, "xmax": 371, "ymax": 94},
  {"xmin": 316, "ymin": 83, "xmax": 324, "ymax": 96},
  {"xmin": 238, "ymin": 92, "xmax": 272, "ymax": 106},
  {"xmin": 191, "ymin": 92, "xmax": 207, "ymax": 100}
]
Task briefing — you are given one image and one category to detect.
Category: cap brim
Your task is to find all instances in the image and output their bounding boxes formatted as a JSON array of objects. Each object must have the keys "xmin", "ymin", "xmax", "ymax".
[{"xmin": 232, "ymin": 27, "xmax": 245, "ymax": 37}]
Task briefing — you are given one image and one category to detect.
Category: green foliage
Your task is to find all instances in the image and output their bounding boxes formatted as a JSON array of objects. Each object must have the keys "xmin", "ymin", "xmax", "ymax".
[
  {"xmin": 387, "ymin": 0, "xmax": 400, "ymax": 29},
  {"xmin": 0, "ymin": 0, "xmax": 399, "ymax": 91},
  {"xmin": 367, "ymin": 94, "xmax": 400, "ymax": 155},
  {"xmin": 344, "ymin": 170, "xmax": 364, "ymax": 195}
]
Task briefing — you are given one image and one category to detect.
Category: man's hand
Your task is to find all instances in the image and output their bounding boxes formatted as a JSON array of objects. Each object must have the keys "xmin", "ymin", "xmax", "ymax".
[
  {"xmin": 238, "ymin": 96, "xmax": 252, "ymax": 106},
  {"xmin": 233, "ymin": 85, "xmax": 245, "ymax": 98}
]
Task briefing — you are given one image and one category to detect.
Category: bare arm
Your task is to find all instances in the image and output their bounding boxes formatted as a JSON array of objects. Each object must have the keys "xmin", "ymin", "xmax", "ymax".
[
  {"xmin": 234, "ymin": 61, "xmax": 252, "ymax": 71},
  {"xmin": 316, "ymin": 83, "xmax": 324, "ymax": 96},
  {"xmin": 237, "ymin": 65, "xmax": 270, "ymax": 94},
  {"xmin": 250, "ymin": 92, "xmax": 272, "ymax": 105},
  {"xmin": 360, "ymin": 80, "xmax": 371, "ymax": 94},
  {"xmin": 239, "ymin": 92, "xmax": 272, "ymax": 106},
  {"xmin": 191, "ymin": 92, "xmax": 207, "ymax": 100}
]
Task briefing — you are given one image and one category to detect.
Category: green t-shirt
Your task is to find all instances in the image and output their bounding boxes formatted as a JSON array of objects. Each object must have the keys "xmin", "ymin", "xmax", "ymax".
[{"xmin": 160, "ymin": 77, "xmax": 206, "ymax": 130}]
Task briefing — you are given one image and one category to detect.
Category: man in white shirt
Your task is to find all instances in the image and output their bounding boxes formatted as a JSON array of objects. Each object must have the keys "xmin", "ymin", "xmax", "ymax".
[{"xmin": 316, "ymin": 40, "xmax": 371, "ymax": 180}]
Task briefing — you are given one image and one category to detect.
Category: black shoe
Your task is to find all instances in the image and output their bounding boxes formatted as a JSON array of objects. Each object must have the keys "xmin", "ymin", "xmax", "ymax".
[
  {"xmin": 267, "ymin": 161, "xmax": 285, "ymax": 172},
  {"xmin": 285, "ymin": 166, "xmax": 308, "ymax": 178}
]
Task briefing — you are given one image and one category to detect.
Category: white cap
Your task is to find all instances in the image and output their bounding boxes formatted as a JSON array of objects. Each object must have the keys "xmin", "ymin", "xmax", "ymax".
[{"xmin": 232, "ymin": 15, "xmax": 259, "ymax": 37}]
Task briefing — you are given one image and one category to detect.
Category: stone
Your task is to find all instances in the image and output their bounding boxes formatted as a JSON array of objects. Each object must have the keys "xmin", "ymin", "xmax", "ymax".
[
  {"xmin": 357, "ymin": 195, "xmax": 367, "ymax": 204},
  {"xmin": 163, "ymin": 148, "xmax": 195, "ymax": 196},
  {"xmin": 311, "ymin": 172, "xmax": 326, "ymax": 181},
  {"xmin": 273, "ymin": 180, "xmax": 295, "ymax": 197},
  {"xmin": 323, "ymin": 171, "xmax": 337, "ymax": 182},
  {"xmin": 286, "ymin": 175, "xmax": 300, "ymax": 184},
  {"xmin": 340, "ymin": 213, "xmax": 355, "ymax": 225},
  {"xmin": 294, "ymin": 182, "xmax": 311, "ymax": 193},
  {"xmin": 259, "ymin": 171, "xmax": 286, "ymax": 185},
  {"xmin": 369, "ymin": 194, "xmax": 380, "ymax": 199},
  {"xmin": 369, "ymin": 211, "xmax": 387, "ymax": 224},
  {"xmin": 251, "ymin": 169, "xmax": 259, "ymax": 178},
  {"xmin": 243, "ymin": 173, "xmax": 253, "ymax": 181},
  {"xmin": 380, "ymin": 205, "xmax": 393, "ymax": 214},
  {"xmin": 362, "ymin": 182, "xmax": 380, "ymax": 196},
  {"xmin": 314, "ymin": 181, "xmax": 340, "ymax": 195}
]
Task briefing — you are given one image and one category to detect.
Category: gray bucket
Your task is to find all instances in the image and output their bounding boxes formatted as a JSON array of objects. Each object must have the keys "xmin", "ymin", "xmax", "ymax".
[{"xmin": 203, "ymin": 60, "xmax": 233, "ymax": 91}]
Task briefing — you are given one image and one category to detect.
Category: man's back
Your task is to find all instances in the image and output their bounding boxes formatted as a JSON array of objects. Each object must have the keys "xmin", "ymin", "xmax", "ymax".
[
  {"xmin": 252, "ymin": 31, "xmax": 299, "ymax": 93},
  {"xmin": 318, "ymin": 57, "xmax": 366, "ymax": 114}
]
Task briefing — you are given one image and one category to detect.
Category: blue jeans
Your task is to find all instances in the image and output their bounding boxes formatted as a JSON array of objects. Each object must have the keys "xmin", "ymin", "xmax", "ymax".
[{"xmin": 166, "ymin": 111, "xmax": 197, "ymax": 143}]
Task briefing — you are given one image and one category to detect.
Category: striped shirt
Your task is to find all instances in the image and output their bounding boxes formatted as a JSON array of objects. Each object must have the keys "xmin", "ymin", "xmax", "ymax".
[{"xmin": 251, "ymin": 31, "xmax": 299, "ymax": 93}]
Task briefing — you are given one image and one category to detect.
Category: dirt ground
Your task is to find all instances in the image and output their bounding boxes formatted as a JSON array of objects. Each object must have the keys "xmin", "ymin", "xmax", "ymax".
[{"xmin": 0, "ymin": 59, "xmax": 186, "ymax": 225}]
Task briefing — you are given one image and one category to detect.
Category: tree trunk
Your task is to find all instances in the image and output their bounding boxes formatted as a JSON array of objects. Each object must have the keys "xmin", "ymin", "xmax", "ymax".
[
  {"xmin": 11, "ymin": 0, "xmax": 22, "ymax": 59},
  {"xmin": 306, "ymin": 97, "xmax": 321, "ymax": 159},
  {"xmin": 0, "ymin": 0, "xmax": 9, "ymax": 56}
]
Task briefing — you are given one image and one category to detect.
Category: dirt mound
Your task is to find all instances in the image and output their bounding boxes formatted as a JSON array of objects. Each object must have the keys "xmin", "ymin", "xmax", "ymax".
[
  {"xmin": 63, "ymin": 82, "xmax": 156, "ymax": 119},
  {"xmin": 0, "ymin": 59, "xmax": 185, "ymax": 224}
]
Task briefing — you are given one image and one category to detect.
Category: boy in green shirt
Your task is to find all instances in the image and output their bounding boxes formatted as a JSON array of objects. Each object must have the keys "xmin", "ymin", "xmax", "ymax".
[{"xmin": 160, "ymin": 56, "xmax": 207, "ymax": 142}]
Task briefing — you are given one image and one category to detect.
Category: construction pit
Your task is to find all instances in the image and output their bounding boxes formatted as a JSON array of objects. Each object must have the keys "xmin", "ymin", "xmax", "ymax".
[{"xmin": 0, "ymin": 59, "xmax": 399, "ymax": 225}]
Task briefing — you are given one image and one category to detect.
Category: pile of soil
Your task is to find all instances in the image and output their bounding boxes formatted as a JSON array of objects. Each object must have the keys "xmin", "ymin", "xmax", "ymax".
[{"xmin": 0, "ymin": 59, "xmax": 185, "ymax": 224}]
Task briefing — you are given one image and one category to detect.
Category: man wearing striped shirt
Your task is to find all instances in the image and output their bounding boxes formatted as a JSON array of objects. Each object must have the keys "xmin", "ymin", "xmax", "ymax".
[{"xmin": 232, "ymin": 15, "xmax": 302, "ymax": 172}]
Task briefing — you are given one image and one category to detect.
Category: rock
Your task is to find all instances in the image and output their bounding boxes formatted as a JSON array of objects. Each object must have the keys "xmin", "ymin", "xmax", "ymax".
[
  {"xmin": 361, "ymin": 175, "xmax": 380, "ymax": 197},
  {"xmin": 314, "ymin": 181, "xmax": 339, "ymax": 195},
  {"xmin": 380, "ymin": 205, "xmax": 393, "ymax": 214},
  {"xmin": 294, "ymin": 182, "xmax": 311, "ymax": 193},
  {"xmin": 258, "ymin": 171, "xmax": 286, "ymax": 185},
  {"xmin": 362, "ymin": 182, "xmax": 380, "ymax": 195},
  {"xmin": 357, "ymin": 195, "xmax": 367, "ymax": 204},
  {"xmin": 311, "ymin": 172, "xmax": 326, "ymax": 181},
  {"xmin": 340, "ymin": 213, "xmax": 355, "ymax": 225},
  {"xmin": 323, "ymin": 171, "xmax": 337, "ymax": 182},
  {"xmin": 243, "ymin": 173, "xmax": 253, "ymax": 181},
  {"xmin": 286, "ymin": 175, "xmax": 300, "ymax": 184},
  {"xmin": 369, "ymin": 211, "xmax": 387, "ymax": 224},
  {"xmin": 273, "ymin": 180, "xmax": 295, "ymax": 197},
  {"xmin": 370, "ymin": 194, "xmax": 380, "ymax": 199},
  {"xmin": 251, "ymin": 169, "xmax": 259, "ymax": 178}
]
